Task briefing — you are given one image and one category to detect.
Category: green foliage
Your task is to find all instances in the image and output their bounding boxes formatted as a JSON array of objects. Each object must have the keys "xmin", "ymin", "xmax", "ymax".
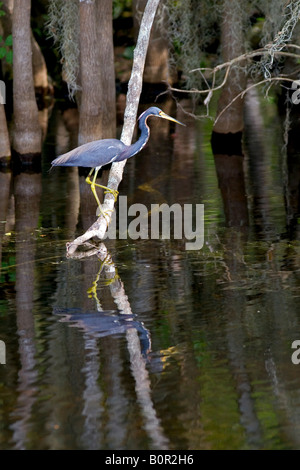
[
  {"xmin": 33, "ymin": 14, "xmax": 49, "ymax": 39},
  {"xmin": 0, "ymin": 1, "xmax": 5, "ymax": 17},
  {"xmin": 0, "ymin": 1, "xmax": 12, "ymax": 63},
  {"xmin": 113, "ymin": 0, "xmax": 132, "ymax": 20},
  {"xmin": 0, "ymin": 34, "xmax": 13, "ymax": 64},
  {"xmin": 122, "ymin": 45, "xmax": 134, "ymax": 60}
]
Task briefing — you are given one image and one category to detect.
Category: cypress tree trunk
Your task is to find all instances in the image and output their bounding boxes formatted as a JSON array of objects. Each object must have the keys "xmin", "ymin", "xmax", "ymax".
[
  {"xmin": 78, "ymin": 0, "xmax": 116, "ymax": 145},
  {"xmin": 12, "ymin": 0, "xmax": 41, "ymax": 156},
  {"xmin": 96, "ymin": 0, "xmax": 116, "ymax": 138},
  {"xmin": 78, "ymin": 0, "xmax": 116, "ymax": 214},
  {"xmin": 212, "ymin": 0, "xmax": 249, "ymax": 227},
  {"xmin": 67, "ymin": 0, "xmax": 161, "ymax": 253},
  {"xmin": 0, "ymin": 104, "xmax": 11, "ymax": 162},
  {"xmin": 213, "ymin": 0, "xmax": 246, "ymax": 134}
]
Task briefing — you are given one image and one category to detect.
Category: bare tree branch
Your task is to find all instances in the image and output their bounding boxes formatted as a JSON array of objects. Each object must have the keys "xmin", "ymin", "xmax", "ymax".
[
  {"xmin": 167, "ymin": 47, "xmax": 300, "ymax": 98},
  {"xmin": 160, "ymin": 45, "xmax": 300, "ymax": 121},
  {"xmin": 214, "ymin": 76, "xmax": 297, "ymax": 125}
]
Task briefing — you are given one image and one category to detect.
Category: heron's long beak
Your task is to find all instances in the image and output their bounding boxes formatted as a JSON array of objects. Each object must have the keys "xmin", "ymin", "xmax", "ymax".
[{"xmin": 159, "ymin": 111, "xmax": 186, "ymax": 126}]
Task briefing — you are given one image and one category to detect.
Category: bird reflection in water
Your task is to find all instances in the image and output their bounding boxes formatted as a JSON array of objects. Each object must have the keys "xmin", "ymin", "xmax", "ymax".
[{"xmin": 59, "ymin": 244, "xmax": 151, "ymax": 358}]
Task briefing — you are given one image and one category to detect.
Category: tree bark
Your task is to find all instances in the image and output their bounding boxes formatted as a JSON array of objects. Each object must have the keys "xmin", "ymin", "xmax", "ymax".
[
  {"xmin": 67, "ymin": 0, "xmax": 161, "ymax": 254},
  {"xmin": 31, "ymin": 33, "xmax": 49, "ymax": 100},
  {"xmin": 132, "ymin": 0, "xmax": 170, "ymax": 84},
  {"xmin": 12, "ymin": 0, "xmax": 41, "ymax": 155},
  {"xmin": 96, "ymin": 0, "xmax": 116, "ymax": 138},
  {"xmin": 212, "ymin": 0, "xmax": 249, "ymax": 227},
  {"xmin": 213, "ymin": 0, "xmax": 246, "ymax": 134},
  {"xmin": 78, "ymin": 0, "xmax": 116, "ymax": 145},
  {"xmin": 0, "ymin": 104, "xmax": 11, "ymax": 161}
]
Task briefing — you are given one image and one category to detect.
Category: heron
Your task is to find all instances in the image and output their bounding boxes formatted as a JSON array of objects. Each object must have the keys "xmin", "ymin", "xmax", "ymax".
[{"xmin": 51, "ymin": 106, "xmax": 185, "ymax": 218}]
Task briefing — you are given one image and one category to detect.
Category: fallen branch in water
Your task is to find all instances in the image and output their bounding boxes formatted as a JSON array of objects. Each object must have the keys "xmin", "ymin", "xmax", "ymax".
[{"xmin": 67, "ymin": 0, "xmax": 161, "ymax": 255}]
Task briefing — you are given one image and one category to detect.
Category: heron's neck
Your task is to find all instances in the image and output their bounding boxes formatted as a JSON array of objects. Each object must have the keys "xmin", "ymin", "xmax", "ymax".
[{"xmin": 128, "ymin": 120, "xmax": 150, "ymax": 158}]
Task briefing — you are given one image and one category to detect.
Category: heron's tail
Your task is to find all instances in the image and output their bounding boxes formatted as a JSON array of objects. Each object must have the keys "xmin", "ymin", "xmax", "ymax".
[{"xmin": 51, "ymin": 153, "xmax": 73, "ymax": 166}]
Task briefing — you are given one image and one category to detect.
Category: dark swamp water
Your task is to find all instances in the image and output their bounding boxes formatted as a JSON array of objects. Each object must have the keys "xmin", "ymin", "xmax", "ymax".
[{"xmin": 0, "ymin": 95, "xmax": 300, "ymax": 450}]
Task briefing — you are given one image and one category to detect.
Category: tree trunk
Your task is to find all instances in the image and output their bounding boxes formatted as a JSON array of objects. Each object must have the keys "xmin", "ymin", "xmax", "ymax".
[
  {"xmin": 12, "ymin": 0, "xmax": 41, "ymax": 156},
  {"xmin": 212, "ymin": 0, "xmax": 248, "ymax": 227},
  {"xmin": 31, "ymin": 33, "xmax": 49, "ymax": 103},
  {"xmin": 213, "ymin": 0, "xmax": 246, "ymax": 134},
  {"xmin": 96, "ymin": 0, "xmax": 116, "ymax": 139},
  {"xmin": 78, "ymin": 0, "xmax": 116, "ymax": 145},
  {"xmin": 0, "ymin": 104, "xmax": 11, "ymax": 161},
  {"xmin": 133, "ymin": 0, "xmax": 170, "ymax": 84},
  {"xmin": 67, "ymin": 0, "xmax": 161, "ymax": 253}
]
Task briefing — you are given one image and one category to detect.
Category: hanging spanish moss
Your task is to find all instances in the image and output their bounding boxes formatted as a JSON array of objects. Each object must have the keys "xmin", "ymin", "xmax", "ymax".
[
  {"xmin": 164, "ymin": 0, "xmax": 221, "ymax": 90},
  {"xmin": 259, "ymin": 0, "xmax": 300, "ymax": 78},
  {"xmin": 163, "ymin": 0, "xmax": 263, "ymax": 94},
  {"xmin": 46, "ymin": 0, "xmax": 80, "ymax": 98},
  {"xmin": 258, "ymin": 0, "xmax": 283, "ymax": 47}
]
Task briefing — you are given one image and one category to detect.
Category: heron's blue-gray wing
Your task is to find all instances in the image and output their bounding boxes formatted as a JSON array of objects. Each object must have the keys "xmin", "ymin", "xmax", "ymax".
[{"xmin": 51, "ymin": 139, "xmax": 127, "ymax": 169}]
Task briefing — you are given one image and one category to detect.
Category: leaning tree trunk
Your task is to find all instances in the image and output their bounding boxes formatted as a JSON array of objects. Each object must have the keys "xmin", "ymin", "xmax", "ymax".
[
  {"xmin": 132, "ymin": 0, "xmax": 170, "ymax": 84},
  {"xmin": 78, "ymin": 0, "xmax": 116, "ymax": 145},
  {"xmin": 12, "ymin": 0, "xmax": 41, "ymax": 156}
]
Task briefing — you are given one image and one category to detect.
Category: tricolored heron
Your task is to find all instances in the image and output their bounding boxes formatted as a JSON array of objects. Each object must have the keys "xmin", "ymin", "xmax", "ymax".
[{"xmin": 51, "ymin": 106, "xmax": 185, "ymax": 217}]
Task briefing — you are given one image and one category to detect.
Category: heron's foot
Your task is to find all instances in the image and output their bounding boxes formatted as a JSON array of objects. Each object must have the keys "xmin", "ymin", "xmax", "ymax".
[
  {"xmin": 104, "ymin": 188, "xmax": 119, "ymax": 202},
  {"xmin": 86, "ymin": 176, "xmax": 110, "ymax": 191},
  {"xmin": 96, "ymin": 205, "xmax": 114, "ymax": 223},
  {"xmin": 86, "ymin": 176, "xmax": 119, "ymax": 202}
]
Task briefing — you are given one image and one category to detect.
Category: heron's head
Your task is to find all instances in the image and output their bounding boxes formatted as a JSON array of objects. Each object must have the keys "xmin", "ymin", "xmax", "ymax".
[{"xmin": 139, "ymin": 107, "xmax": 185, "ymax": 126}]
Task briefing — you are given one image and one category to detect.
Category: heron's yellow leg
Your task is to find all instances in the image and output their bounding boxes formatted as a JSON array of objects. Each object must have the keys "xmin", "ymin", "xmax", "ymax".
[
  {"xmin": 85, "ymin": 169, "xmax": 119, "ymax": 202},
  {"xmin": 85, "ymin": 169, "xmax": 114, "ymax": 221}
]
